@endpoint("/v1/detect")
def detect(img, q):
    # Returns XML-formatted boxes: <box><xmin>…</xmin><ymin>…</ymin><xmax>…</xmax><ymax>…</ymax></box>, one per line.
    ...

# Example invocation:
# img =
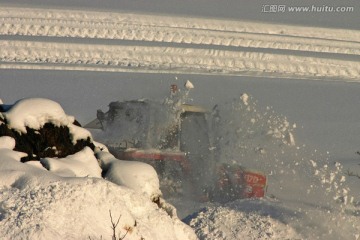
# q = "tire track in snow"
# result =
<box><xmin>1</xmin><ymin>40</ymin><xmax>359</xmax><ymax>81</ymax></box>
<box><xmin>2</xmin><ymin>7</ymin><xmax>360</xmax><ymax>56</ymax></box>
<box><xmin>1</xmin><ymin>6</ymin><xmax>360</xmax><ymax>81</ymax></box>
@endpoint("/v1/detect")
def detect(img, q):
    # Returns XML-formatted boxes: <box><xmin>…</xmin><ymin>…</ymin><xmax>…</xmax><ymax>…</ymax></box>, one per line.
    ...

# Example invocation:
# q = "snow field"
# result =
<box><xmin>1</xmin><ymin>6</ymin><xmax>360</xmax><ymax>81</ymax></box>
<box><xmin>1</xmin><ymin>6</ymin><xmax>360</xmax><ymax>45</ymax></box>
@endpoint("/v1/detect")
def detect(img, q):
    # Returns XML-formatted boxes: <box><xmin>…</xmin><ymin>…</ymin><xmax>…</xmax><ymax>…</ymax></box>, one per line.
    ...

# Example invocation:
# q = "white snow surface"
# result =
<box><xmin>96</xmin><ymin>150</ymin><xmax>162</xmax><ymax>200</ymax></box>
<box><xmin>186</xmin><ymin>200</ymin><xmax>301</xmax><ymax>240</ymax></box>
<box><xmin>0</xmin><ymin>136</ymin><xmax>16</xmax><ymax>149</ymax></box>
<box><xmin>40</xmin><ymin>147</ymin><xmax>102</xmax><ymax>178</ymax></box>
<box><xmin>0</xmin><ymin>153</ymin><xmax>197</xmax><ymax>240</ymax></box>
<box><xmin>0</xmin><ymin>97</ymin><xmax>197</xmax><ymax>240</ymax></box>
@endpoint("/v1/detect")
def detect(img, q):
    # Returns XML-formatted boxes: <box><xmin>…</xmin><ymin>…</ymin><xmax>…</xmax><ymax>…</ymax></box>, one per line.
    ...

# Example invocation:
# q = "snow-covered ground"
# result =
<box><xmin>0</xmin><ymin>99</ymin><xmax>196</xmax><ymax>240</ymax></box>
<box><xmin>1</xmin><ymin>1</ymin><xmax>360</xmax><ymax>240</ymax></box>
<box><xmin>1</xmin><ymin>7</ymin><xmax>360</xmax><ymax>81</ymax></box>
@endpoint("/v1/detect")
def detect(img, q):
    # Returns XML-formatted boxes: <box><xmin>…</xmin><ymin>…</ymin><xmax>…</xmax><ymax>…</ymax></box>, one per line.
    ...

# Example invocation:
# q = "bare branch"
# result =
<box><xmin>109</xmin><ymin>210</ymin><xmax>121</xmax><ymax>240</ymax></box>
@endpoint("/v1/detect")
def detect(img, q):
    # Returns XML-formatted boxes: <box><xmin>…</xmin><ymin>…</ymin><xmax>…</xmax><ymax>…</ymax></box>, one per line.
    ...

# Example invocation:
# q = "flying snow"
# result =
<box><xmin>185</xmin><ymin>80</ymin><xmax>195</xmax><ymax>89</ymax></box>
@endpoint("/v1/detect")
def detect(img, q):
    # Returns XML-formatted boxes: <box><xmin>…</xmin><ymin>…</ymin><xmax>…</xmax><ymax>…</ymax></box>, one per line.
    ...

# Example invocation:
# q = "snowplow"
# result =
<box><xmin>85</xmin><ymin>84</ymin><xmax>267</xmax><ymax>202</ymax></box>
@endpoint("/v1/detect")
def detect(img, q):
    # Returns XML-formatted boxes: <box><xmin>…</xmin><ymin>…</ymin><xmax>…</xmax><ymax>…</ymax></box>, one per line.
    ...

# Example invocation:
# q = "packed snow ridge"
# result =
<box><xmin>0</xmin><ymin>98</ymin><xmax>196</xmax><ymax>240</ymax></box>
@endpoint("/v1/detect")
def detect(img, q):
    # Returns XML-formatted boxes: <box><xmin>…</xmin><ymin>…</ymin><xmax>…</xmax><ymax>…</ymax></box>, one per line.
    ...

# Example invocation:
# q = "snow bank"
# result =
<box><xmin>185</xmin><ymin>199</ymin><xmax>301</xmax><ymax>240</ymax></box>
<box><xmin>96</xmin><ymin>150</ymin><xmax>161</xmax><ymax>200</ymax></box>
<box><xmin>41</xmin><ymin>147</ymin><xmax>102</xmax><ymax>178</ymax></box>
<box><xmin>0</xmin><ymin>151</ymin><xmax>197</xmax><ymax>240</ymax></box>
<box><xmin>0</xmin><ymin>97</ymin><xmax>198</xmax><ymax>240</ymax></box>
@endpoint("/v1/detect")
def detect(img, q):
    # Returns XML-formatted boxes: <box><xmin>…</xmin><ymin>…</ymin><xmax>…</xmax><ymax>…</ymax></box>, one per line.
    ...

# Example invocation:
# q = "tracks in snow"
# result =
<box><xmin>1</xmin><ymin>6</ymin><xmax>360</xmax><ymax>81</ymax></box>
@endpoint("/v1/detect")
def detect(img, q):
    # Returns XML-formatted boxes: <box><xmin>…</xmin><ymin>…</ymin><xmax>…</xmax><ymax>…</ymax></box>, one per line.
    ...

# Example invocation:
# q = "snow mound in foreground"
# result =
<box><xmin>0</xmin><ymin>97</ymin><xmax>196</xmax><ymax>240</ymax></box>
<box><xmin>184</xmin><ymin>199</ymin><xmax>301</xmax><ymax>240</ymax></box>
<box><xmin>0</xmin><ymin>151</ymin><xmax>197</xmax><ymax>240</ymax></box>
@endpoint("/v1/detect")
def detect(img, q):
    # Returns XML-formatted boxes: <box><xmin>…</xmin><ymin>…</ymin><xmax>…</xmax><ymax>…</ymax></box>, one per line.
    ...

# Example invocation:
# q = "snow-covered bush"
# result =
<box><xmin>0</xmin><ymin>98</ymin><xmax>94</xmax><ymax>161</ymax></box>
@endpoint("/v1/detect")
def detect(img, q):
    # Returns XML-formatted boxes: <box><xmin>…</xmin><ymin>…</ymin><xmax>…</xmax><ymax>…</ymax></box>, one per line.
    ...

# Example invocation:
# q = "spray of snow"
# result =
<box><xmin>204</xmin><ymin>93</ymin><xmax>360</xmax><ymax>239</ymax></box>
<box><xmin>210</xmin><ymin>93</ymin><xmax>297</xmax><ymax>172</ymax></box>
<box><xmin>90</xmin><ymin>83</ymin><xmax>360</xmax><ymax>239</ymax></box>
<box><xmin>185</xmin><ymin>80</ymin><xmax>195</xmax><ymax>90</ymax></box>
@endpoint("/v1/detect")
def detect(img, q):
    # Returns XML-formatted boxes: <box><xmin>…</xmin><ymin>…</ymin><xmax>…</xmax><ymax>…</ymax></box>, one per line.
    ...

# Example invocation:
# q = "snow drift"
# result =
<box><xmin>0</xmin><ymin>98</ymin><xmax>197</xmax><ymax>240</ymax></box>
